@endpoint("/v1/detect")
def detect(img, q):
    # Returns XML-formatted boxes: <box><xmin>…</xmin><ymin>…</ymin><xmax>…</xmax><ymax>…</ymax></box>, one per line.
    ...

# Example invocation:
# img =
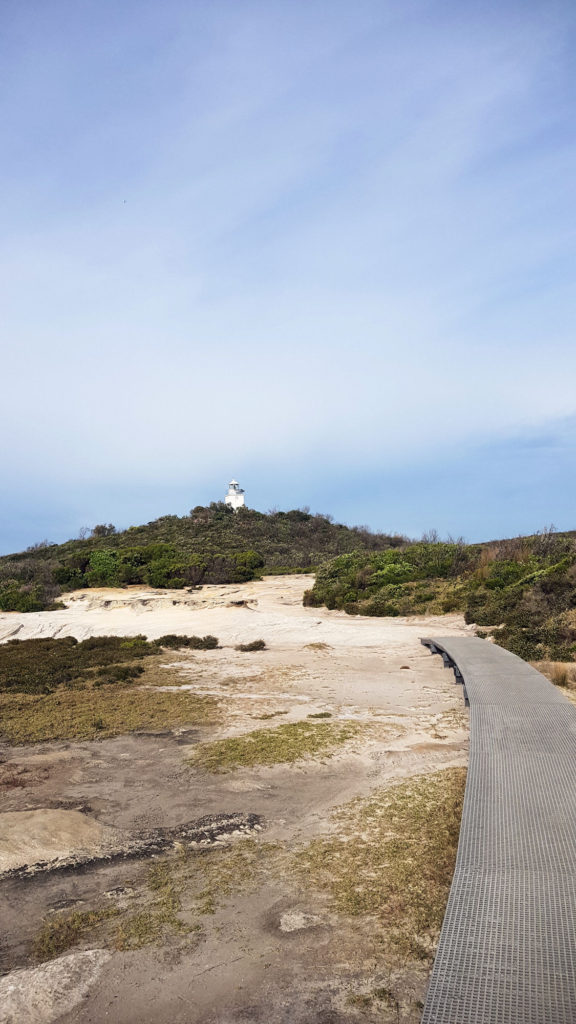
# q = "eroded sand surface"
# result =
<box><xmin>0</xmin><ymin>810</ymin><xmax>119</xmax><ymax>873</ymax></box>
<box><xmin>0</xmin><ymin>576</ymin><xmax>472</xmax><ymax>1023</ymax></box>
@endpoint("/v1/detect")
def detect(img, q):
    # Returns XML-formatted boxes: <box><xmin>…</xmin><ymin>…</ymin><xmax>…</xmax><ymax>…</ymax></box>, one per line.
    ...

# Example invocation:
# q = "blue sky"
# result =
<box><xmin>1</xmin><ymin>0</ymin><xmax>575</xmax><ymax>552</ymax></box>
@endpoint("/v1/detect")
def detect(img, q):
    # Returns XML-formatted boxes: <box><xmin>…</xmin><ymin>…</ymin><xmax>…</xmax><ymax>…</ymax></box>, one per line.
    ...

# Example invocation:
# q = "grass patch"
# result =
<box><xmin>0</xmin><ymin>637</ymin><xmax>221</xmax><ymax>743</ymax></box>
<box><xmin>296</xmin><ymin>767</ymin><xmax>466</xmax><ymax>961</ymax></box>
<box><xmin>0</xmin><ymin>688</ymin><xmax>219</xmax><ymax>743</ymax></box>
<box><xmin>308</xmin><ymin>711</ymin><xmax>332</xmax><ymax>719</ymax></box>
<box><xmin>33</xmin><ymin>908</ymin><xmax>119</xmax><ymax>961</ymax></box>
<box><xmin>116</xmin><ymin>840</ymin><xmax>278</xmax><ymax>946</ymax></box>
<box><xmin>183</xmin><ymin>838</ymin><xmax>276</xmax><ymax>914</ymax></box>
<box><xmin>189</xmin><ymin>720</ymin><xmax>362</xmax><ymax>773</ymax></box>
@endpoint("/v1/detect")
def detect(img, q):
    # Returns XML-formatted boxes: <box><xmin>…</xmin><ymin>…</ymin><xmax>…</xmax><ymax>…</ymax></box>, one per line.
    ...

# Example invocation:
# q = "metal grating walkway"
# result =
<box><xmin>419</xmin><ymin>636</ymin><xmax>576</xmax><ymax>1023</ymax></box>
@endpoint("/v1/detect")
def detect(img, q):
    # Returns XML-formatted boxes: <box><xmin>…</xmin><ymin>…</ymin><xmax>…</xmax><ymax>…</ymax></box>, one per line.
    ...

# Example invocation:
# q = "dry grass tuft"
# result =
<box><xmin>533</xmin><ymin>660</ymin><xmax>576</xmax><ymax>690</ymax></box>
<box><xmin>33</xmin><ymin>908</ymin><xmax>119</xmax><ymax>961</ymax></box>
<box><xmin>188</xmin><ymin>720</ymin><xmax>362</xmax><ymax>772</ymax></box>
<box><xmin>114</xmin><ymin>860</ymin><xmax>193</xmax><ymax>950</ymax></box>
<box><xmin>182</xmin><ymin>838</ymin><xmax>278</xmax><ymax>914</ymax></box>
<box><xmin>296</xmin><ymin>767</ymin><xmax>466</xmax><ymax>961</ymax></box>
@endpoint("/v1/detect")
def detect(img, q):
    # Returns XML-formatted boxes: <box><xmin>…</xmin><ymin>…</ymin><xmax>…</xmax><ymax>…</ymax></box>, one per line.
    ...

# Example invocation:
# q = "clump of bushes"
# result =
<box><xmin>305</xmin><ymin>530</ymin><xmax>576</xmax><ymax>662</ymax></box>
<box><xmin>0</xmin><ymin>635</ymin><xmax>157</xmax><ymax>695</ymax></box>
<box><xmin>93</xmin><ymin>664</ymin><xmax>145</xmax><ymax>686</ymax></box>
<box><xmin>235</xmin><ymin>640</ymin><xmax>267</xmax><ymax>652</ymax></box>
<box><xmin>156</xmin><ymin>635</ymin><xmax>219</xmax><ymax>650</ymax></box>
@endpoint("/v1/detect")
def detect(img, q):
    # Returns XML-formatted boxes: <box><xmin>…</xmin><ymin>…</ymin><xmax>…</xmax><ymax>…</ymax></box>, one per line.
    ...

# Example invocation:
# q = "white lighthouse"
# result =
<box><xmin>224</xmin><ymin>479</ymin><xmax>246</xmax><ymax>510</ymax></box>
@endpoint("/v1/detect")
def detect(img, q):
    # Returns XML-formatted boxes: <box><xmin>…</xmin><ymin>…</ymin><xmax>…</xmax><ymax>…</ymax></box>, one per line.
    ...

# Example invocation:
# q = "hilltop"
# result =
<box><xmin>0</xmin><ymin>503</ymin><xmax>403</xmax><ymax>612</ymax></box>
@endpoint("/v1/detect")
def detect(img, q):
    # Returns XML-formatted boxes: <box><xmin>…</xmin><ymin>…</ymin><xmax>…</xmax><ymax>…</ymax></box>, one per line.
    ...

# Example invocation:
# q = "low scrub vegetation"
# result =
<box><xmin>305</xmin><ymin>529</ymin><xmax>576</xmax><ymax>662</ymax></box>
<box><xmin>0</xmin><ymin>635</ymin><xmax>157</xmax><ymax>695</ymax></box>
<box><xmin>235</xmin><ymin>639</ymin><xmax>266</xmax><ymax>652</ymax></box>
<box><xmin>0</xmin><ymin>505</ymin><xmax>403</xmax><ymax>610</ymax></box>
<box><xmin>297</xmin><ymin>767</ymin><xmax>466</xmax><ymax>961</ymax></box>
<box><xmin>156</xmin><ymin>634</ymin><xmax>219</xmax><ymax>650</ymax></box>
<box><xmin>0</xmin><ymin>635</ymin><xmax>219</xmax><ymax>743</ymax></box>
<box><xmin>188</xmin><ymin>720</ymin><xmax>362</xmax><ymax>772</ymax></box>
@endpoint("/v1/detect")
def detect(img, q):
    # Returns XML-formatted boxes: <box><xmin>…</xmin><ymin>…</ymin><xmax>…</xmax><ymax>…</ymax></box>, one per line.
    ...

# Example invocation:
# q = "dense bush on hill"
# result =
<box><xmin>304</xmin><ymin>530</ymin><xmax>576</xmax><ymax>662</ymax></box>
<box><xmin>0</xmin><ymin>504</ymin><xmax>404</xmax><ymax>611</ymax></box>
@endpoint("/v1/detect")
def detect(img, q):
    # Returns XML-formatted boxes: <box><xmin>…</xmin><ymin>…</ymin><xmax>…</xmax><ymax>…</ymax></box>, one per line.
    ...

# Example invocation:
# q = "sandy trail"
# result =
<box><xmin>0</xmin><ymin>576</ymin><xmax>472</xmax><ymax>1024</ymax></box>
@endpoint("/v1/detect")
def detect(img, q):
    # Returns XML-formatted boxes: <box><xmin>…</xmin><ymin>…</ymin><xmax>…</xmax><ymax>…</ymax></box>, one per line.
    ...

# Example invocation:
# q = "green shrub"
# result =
<box><xmin>94</xmin><ymin>664</ymin><xmax>145</xmax><ymax>686</ymax></box>
<box><xmin>235</xmin><ymin>640</ymin><xmax>267</xmax><ymax>652</ymax></box>
<box><xmin>156</xmin><ymin>634</ymin><xmax>219</xmax><ymax>650</ymax></box>
<box><xmin>0</xmin><ymin>584</ymin><xmax>48</xmax><ymax>612</ymax></box>
<box><xmin>84</xmin><ymin>550</ymin><xmax>121</xmax><ymax>587</ymax></box>
<box><xmin>306</xmin><ymin>535</ymin><xmax>576</xmax><ymax>661</ymax></box>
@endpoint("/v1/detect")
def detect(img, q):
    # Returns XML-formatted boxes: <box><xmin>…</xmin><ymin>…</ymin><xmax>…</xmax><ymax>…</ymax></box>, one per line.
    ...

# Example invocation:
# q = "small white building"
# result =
<box><xmin>224</xmin><ymin>479</ymin><xmax>246</xmax><ymax>510</ymax></box>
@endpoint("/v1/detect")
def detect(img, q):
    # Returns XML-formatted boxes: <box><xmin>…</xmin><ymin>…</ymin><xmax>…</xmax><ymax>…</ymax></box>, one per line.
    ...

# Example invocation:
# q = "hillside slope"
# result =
<box><xmin>304</xmin><ymin>530</ymin><xmax>576</xmax><ymax>662</ymax></box>
<box><xmin>0</xmin><ymin>504</ymin><xmax>403</xmax><ymax>611</ymax></box>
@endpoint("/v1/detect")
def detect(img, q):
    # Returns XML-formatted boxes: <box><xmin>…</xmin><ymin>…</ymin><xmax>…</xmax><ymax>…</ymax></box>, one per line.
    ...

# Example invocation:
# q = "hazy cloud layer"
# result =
<box><xmin>1</xmin><ymin>0</ymin><xmax>575</xmax><ymax>549</ymax></box>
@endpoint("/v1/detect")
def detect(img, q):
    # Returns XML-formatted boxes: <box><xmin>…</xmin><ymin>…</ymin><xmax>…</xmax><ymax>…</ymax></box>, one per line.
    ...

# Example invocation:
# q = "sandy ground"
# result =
<box><xmin>0</xmin><ymin>810</ymin><xmax>121</xmax><ymax>873</ymax></box>
<box><xmin>0</xmin><ymin>576</ymin><xmax>472</xmax><ymax>1024</ymax></box>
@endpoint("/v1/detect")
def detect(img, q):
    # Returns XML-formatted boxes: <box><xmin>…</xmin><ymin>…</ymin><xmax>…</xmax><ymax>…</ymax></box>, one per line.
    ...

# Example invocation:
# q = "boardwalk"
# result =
<box><xmin>420</xmin><ymin>636</ymin><xmax>576</xmax><ymax>1024</ymax></box>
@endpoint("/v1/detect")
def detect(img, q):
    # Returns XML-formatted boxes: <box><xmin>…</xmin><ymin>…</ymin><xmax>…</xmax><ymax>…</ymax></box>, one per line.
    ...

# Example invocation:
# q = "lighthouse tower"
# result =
<box><xmin>224</xmin><ymin>479</ymin><xmax>245</xmax><ymax>510</ymax></box>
